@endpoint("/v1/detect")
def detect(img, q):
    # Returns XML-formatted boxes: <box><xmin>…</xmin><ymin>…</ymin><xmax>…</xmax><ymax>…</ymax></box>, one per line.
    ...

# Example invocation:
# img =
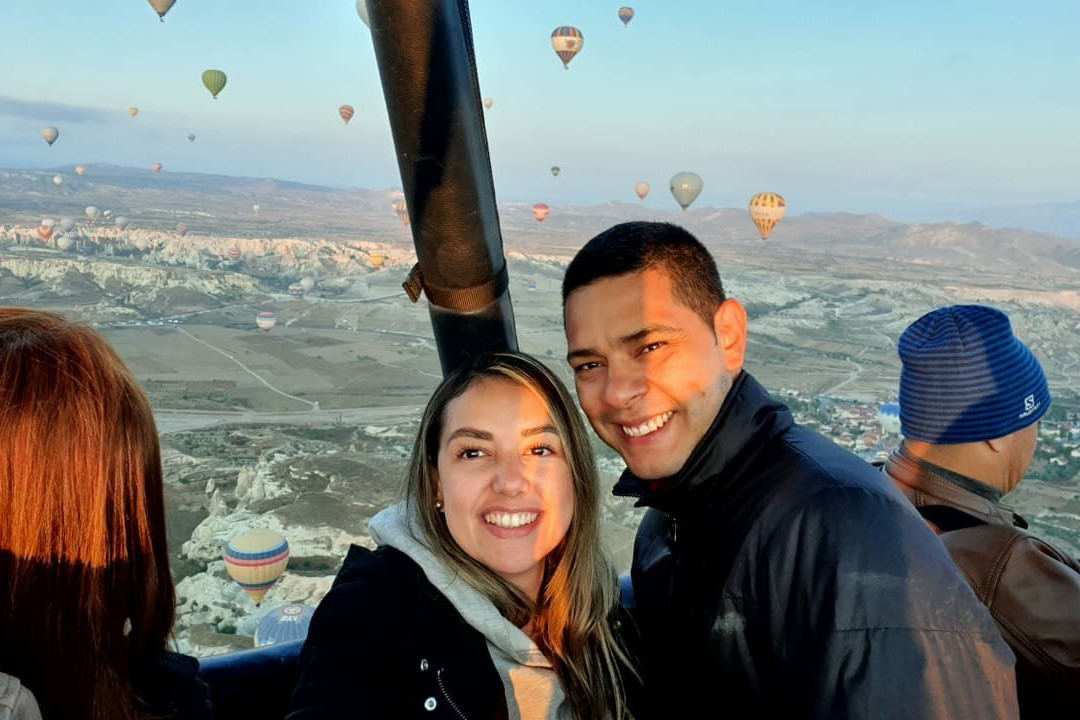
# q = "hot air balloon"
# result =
<box><xmin>392</xmin><ymin>199</ymin><xmax>409</xmax><ymax>226</ymax></box>
<box><xmin>532</xmin><ymin>203</ymin><xmax>550</xmax><ymax>222</ymax></box>
<box><xmin>669</xmin><ymin>172</ymin><xmax>703</xmax><ymax>211</ymax></box>
<box><xmin>127</xmin><ymin>107</ymin><xmax>139</xmax><ymax>118</ymax></box>
<box><xmin>355</xmin><ymin>0</ymin><xmax>370</xmax><ymax>26</ymax></box>
<box><xmin>748</xmin><ymin>192</ymin><xmax>787</xmax><ymax>241</ymax></box>
<box><xmin>37</xmin><ymin>219</ymin><xmax>55</xmax><ymax>243</ymax></box>
<box><xmin>40</xmin><ymin>127</ymin><xmax>59</xmax><ymax>146</ymax></box>
<box><xmin>550</xmin><ymin>27</ymin><xmax>584</xmax><ymax>69</ymax></box>
<box><xmin>52</xmin><ymin>175</ymin><xmax>63</xmax><ymax>186</ymax></box>
<box><xmin>113</xmin><ymin>216</ymin><xmax>130</xmax><ymax>230</ymax></box>
<box><xmin>288</xmin><ymin>283</ymin><xmax>305</xmax><ymax>299</ymax></box>
<box><xmin>483</xmin><ymin>97</ymin><xmax>493</xmax><ymax>109</ymax></box>
<box><xmin>618</xmin><ymin>7</ymin><xmax>635</xmax><ymax>26</ymax></box>
<box><xmin>201</xmin><ymin>69</ymin><xmax>227</xmax><ymax>99</ymax></box>
<box><xmin>550</xmin><ymin>166</ymin><xmax>560</xmax><ymax>177</ymax></box>
<box><xmin>878</xmin><ymin>403</ymin><xmax>902</xmax><ymax>435</ymax></box>
<box><xmin>227</xmin><ymin>247</ymin><xmax>242</xmax><ymax>261</ymax></box>
<box><xmin>368</xmin><ymin>254</ymin><xmax>385</xmax><ymax>268</ymax></box>
<box><xmin>176</xmin><ymin>223</ymin><xmax>188</xmax><ymax>236</ymax></box>
<box><xmin>84</xmin><ymin>206</ymin><xmax>100</xmax><ymax>221</ymax></box>
<box><xmin>56</xmin><ymin>235</ymin><xmax>75</xmax><ymax>251</ymax></box>
<box><xmin>255</xmin><ymin>311</ymin><xmax>277</xmax><ymax>332</ymax></box>
<box><xmin>299</xmin><ymin>277</ymin><xmax>315</xmax><ymax>292</ymax></box>
<box><xmin>254</xmin><ymin>604</ymin><xmax>316</xmax><ymax>648</ymax></box>
<box><xmin>252</xmin><ymin>204</ymin><xmax>261</xmax><ymax>215</ymax></box>
<box><xmin>75</xmin><ymin>165</ymin><xmax>85</xmax><ymax>176</ymax></box>
<box><xmin>339</xmin><ymin>104</ymin><xmax>355</xmax><ymax>125</ymax></box>
<box><xmin>634</xmin><ymin>181</ymin><xmax>650</xmax><ymax>200</ymax></box>
<box><xmin>103</xmin><ymin>210</ymin><xmax>113</xmax><ymax>219</ymax></box>
<box><xmin>188</xmin><ymin>133</ymin><xmax>196</xmax><ymax>143</ymax></box>
<box><xmin>58</xmin><ymin>217</ymin><xmax>76</xmax><ymax>232</ymax></box>
<box><xmin>223</xmin><ymin>528</ymin><xmax>289</xmax><ymax>605</ymax></box>
<box><xmin>133</xmin><ymin>237</ymin><xmax>150</xmax><ymax>251</ymax></box>
<box><xmin>147</xmin><ymin>0</ymin><xmax>175</xmax><ymax>21</ymax></box>
<box><xmin>151</xmin><ymin>162</ymin><xmax>163</xmax><ymax>173</ymax></box>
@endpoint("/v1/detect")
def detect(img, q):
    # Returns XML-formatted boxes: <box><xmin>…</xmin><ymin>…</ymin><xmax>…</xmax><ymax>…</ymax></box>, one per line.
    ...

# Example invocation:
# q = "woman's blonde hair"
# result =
<box><xmin>0</xmin><ymin>309</ymin><xmax>175</xmax><ymax>720</ymax></box>
<box><xmin>405</xmin><ymin>351</ymin><xmax>635</xmax><ymax>720</ymax></box>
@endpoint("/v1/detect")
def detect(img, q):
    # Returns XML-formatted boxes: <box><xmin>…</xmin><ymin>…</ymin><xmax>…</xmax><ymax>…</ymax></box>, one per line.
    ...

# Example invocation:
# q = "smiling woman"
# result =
<box><xmin>289</xmin><ymin>352</ymin><xmax>640</xmax><ymax>720</ymax></box>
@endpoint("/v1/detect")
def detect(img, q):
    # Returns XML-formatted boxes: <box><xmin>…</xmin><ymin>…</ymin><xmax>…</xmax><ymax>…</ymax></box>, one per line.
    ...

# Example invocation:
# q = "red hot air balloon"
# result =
<box><xmin>339</xmin><ymin>105</ymin><xmax>354</xmax><ymax>125</ymax></box>
<box><xmin>227</xmin><ymin>247</ymin><xmax>242</xmax><ymax>262</ymax></box>
<box><xmin>532</xmin><ymin>203</ymin><xmax>550</xmax><ymax>222</ymax></box>
<box><xmin>151</xmin><ymin>162</ymin><xmax>163</xmax><ymax>173</ymax></box>
<box><xmin>176</xmin><ymin>223</ymin><xmax>188</xmax><ymax>237</ymax></box>
<box><xmin>634</xmin><ymin>181</ymin><xmax>650</xmax><ymax>200</ymax></box>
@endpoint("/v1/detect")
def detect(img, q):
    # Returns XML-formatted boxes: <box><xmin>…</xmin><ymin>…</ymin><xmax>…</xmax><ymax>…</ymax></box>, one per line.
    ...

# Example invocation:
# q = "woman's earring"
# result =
<box><xmin>435</xmin><ymin>500</ymin><xmax>443</xmax><ymax>511</ymax></box>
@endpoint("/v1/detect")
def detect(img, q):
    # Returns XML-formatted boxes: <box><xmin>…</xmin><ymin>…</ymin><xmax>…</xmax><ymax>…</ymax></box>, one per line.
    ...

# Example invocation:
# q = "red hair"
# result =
<box><xmin>0</xmin><ymin>309</ymin><xmax>175</xmax><ymax>719</ymax></box>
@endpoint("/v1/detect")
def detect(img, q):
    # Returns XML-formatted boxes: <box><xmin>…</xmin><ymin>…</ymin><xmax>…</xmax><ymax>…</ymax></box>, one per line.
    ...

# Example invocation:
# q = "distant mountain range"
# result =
<box><xmin>2</xmin><ymin>165</ymin><xmax>1078</xmax><ymax>289</ymax></box>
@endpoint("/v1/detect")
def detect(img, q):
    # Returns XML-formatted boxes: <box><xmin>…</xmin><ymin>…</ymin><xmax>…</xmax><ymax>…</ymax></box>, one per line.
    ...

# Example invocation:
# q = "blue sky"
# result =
<box><xmin>1</xmin><ymin>0</ymin><xmax>1077</xmax><ymax>219</ymax></box>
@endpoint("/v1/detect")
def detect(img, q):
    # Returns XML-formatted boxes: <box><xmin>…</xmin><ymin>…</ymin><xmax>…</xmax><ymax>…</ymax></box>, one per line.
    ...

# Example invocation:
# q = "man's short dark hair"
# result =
<box><xmin>561</xmin><ymin>221</ymin><xmax>726</xmax><ymax>327</ymax></box>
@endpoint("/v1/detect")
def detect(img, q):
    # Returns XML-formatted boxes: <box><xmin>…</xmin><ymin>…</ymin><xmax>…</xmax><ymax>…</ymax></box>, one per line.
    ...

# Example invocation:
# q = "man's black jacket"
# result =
<box><xmin>614</xmin><ymin>372</ymin><xmax>1018</xmax><ymax>718</ymax></box>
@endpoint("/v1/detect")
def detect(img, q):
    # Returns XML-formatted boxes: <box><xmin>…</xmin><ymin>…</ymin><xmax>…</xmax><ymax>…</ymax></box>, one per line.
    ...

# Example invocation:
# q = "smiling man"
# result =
<box><xmin>562</xmin><ymin>221</ymin><xmax>1019</xmax><ymax>718</ymax></box>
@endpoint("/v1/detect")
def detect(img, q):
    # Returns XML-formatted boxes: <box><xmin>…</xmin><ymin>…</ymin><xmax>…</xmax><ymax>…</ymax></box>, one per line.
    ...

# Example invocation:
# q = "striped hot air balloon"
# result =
<box><xmin>618</xmin><ymin>7</ymin><xmax>635</xmax><ymax>27</ymax></box>
<box><xmin>550</xmin><ymin>26</ymin><xmax>584</xmax><ymax>69</ymax></box>
<box><xmin>176</xmin><ymin>223</ymin><xmax>188</xmax><ymax>237</ymax></box>
<box><xmin>223</xmin><ymin>528</ymin><xmax>289</xmax><ymax>605</ymax></box>
<box><xmin>288</xmin><ymin>283</ymin><xmax>305</xmax><ymax>299</ymax></box>
<box><xmin>748</xmin><ymin>192</ymin><xmax>787</xmax><ymax>241</ymax></box>
<box><xmin>255</xmin><ymin>311</ymin><xmax>278</xmax><ymax>332</ymax></box>
<box><xmin>202</xmin><ymin>69</ymin><xmax>228</xmax><ymax>99</ymax></box>
<box><xmin>338</xmin><ymin>104</ymin><xmax>355</xmax><ymax>125</ymax></box>
<box><xmin>254</xmin><ymin>604</ymin><xmax>316</xmax><ymax>648</ymax></box>
<box><xmin>227</xmin><ymin>247</ymin><xmax>242</xmax><ymax>262</ymax></box>
<box><xmin>532</xmin><ymin>203</ymin><xmax>550</xmax><ymax>222</ymax></box>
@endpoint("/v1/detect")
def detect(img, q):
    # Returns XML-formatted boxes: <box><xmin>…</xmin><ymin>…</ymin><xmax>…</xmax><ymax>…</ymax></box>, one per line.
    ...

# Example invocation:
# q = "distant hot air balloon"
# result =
<box><xmin>367</xmin><ymin>254</ymin><xmax>385</xmax><ymax>268</ymax></box>
<box><xmin>634</xmin><ymin>181</ymin><xmax>650</xmax><ymax>200</ymax></box>
<box><xmin>254</xmin><ymin>604</ymin><xmax>316</xmax><ymax>648</ymax></box>
<box><xmin>223</xmin><ymin>528</ymin><xmax>289</xmax><ymax>604</ymax></box>
<box><xmin>133</xmin><ymin>237</ymin><xmax>150</xmax><ymax>251</ymax></box>
<box><xmin>338</xmin><ymin>104</ymin><xmax>355</xmax><ymax>125</ymax></box>
<box><xmin>355</xmin><ymin>0</ymin><xmax>370</xmax><ymax>27</ymax></box>
<box><xmin>227</xmin><ymin>247</ymin><xmax>242</xmax><ymax>261</ymax></box>
<box><xmin>103</xmin><ymin>210</ymin><xmax>113</xmax><ymax>219</ymax></box>
<box><xmin>40</xmin><ymin>127</ymin><xmax>59</xmax><ymax>146</ymax></box>
<box><xmin>56</xmin><ymin>235</ymin><xmax>75</xmax><ymax>251</ymax></box>
<box><xmin>392</xmin><ymin>199</ymin><xmax>409</xmax><ymax>226</ymax></box>
<box><xmin>299</xmin><ymin>277</ymin><xmax>315</xmax><ymax>292</ymax></box>
<box><xmin>151</xmin><ymin>162</ymin><xmax>163</xmax><ymax>173</ymax></box>
<box><xmin>255</xmin><ymin>311</ymin><xmax>277</xmax><ymax>332</ymax></box>
<box><xmin>127</xmin><ymin>107</ymin><xmax>139</xmax><ymax>118</ymax></box>
<box><xmin>84</xmin><ymin>206</ymin><xmax>100</xmax><ymax>221</ymax></box>
<box><xmin>188</xmin><ymin>133</ymin><xmax>196</xmax><ymax>143</ymax></box>
<box><xmin>113</xmin><ymin>216</ymin><xmax>130</xmax><ymax>230</ymax></box>
<box><xmin>288</xmin><ymin>283</ymin><xmax>305</xmax><ymax>299</ymax></box>
<box><xmin>618</xmin><ymin>7</ymin><xmax>635</xmax><ymax>27</ymax></box>
<box><xmin>878</xmin><ymin>402</ymin><xmax>901</xmax><ymax>435</ymax></box>
<box><xmin>52</xmin><ymin>175</ymin><xmax>63</xmax><ymax>186</ymax></box>
<box><xmin>252</xmin><ymin>204</ymin><xmax>261</xmax><ymax>215</ymax></box>
<box><xmin>37</xmin><ymin>219</ymin><xmax>55</xmax><ymax>243</ymax></box>
<box><xmin>147</xmin><ymin>0</ymin><xmax>175</xmax><ymax>21</ymax></box>
<box><xmin>201</xmin><ymin>69</ymin><xmax>227</xmax><ymax>99</ymax></box>
<box><xmin>669</xmin><ymin>172</ymin><xmax>703</xmax><ymax>211</ymax></box>
<box><xmin>75</xmin><ymin>165</ymin><xmax>85</xmax><ymax>176</ymax></box>
<box><xmin>550</xmin><ymin>166</ymin><xmax>560</xmax><ymax>177</ymax></box>
<box><xmin>550</xmin><ymin>27</ymin><xmax>584</xmax><ymax>69</ymax></box>
<box><xmin>483</xmin><ymin>97</ymin><xmax>493</xmax><ymax>110</ymax></box>
<box><xmin>176</xmin><ymin>223</ymin><xmax>188</xmax><ymax>236</ymax></box>
<box><xmin>58</xmin><ymin>217</ymin><xmax>76</xmax><ymax>232</ymax></box>
<box><xmin>748</xmin><ymin>192</ymin><xmax>787</xmax><ymax>240</ymax></box>
<box><xmin>532</xmin><ymin>203</ymin><xmax>550</xmax><ymax>222</ymax></box>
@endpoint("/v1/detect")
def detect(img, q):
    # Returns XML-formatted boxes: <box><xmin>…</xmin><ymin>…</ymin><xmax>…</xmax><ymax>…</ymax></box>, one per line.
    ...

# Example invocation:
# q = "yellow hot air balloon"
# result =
<box><xmin>75</xmin><ymin>165</ymin><xmax>85</xmax><ymax>176</ymax></box>
<box><xmin>634</xmin><ymin>181</ymin><xmax>650</xmax><ymax>200</ymax></box>
<box><xmin>748</xmin><ymin>192</ymin><xmax>787</xmax><ymax>241</ymax></box>
<box><xmin>147</xmin><ymin>0</ymin><xmax>176</xmax><ymax>21</ymax></box>
<box><xmin>368</xmin><ymin>254</ymin><xmax>385</xmax><ymax>268</ymax></box>
<box><xmin>202</xmin><ymin>69</ymin><xmax>227</xmax><ymax>99</ymax></box>
<box><xmin>550</xmin><ymin>27</ymin><xmax>584</xmax><ymax>69</ymax></box>
<box><xmin>223</xmin><ymin>528</ymin><xmax>289</xmax><ymax>605</ymax></box>
<box><xmin>127</xmin><ymin>107</ymin><xmax>139</xmax><ymax>118</ymax></box>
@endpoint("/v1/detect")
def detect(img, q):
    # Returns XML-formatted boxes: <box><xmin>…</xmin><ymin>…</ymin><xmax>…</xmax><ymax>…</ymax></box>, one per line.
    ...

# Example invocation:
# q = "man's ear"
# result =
<box><xmin>714</xmin><ymin>298</ymin><xmax>747</xmax><ymax>373</ymax></box>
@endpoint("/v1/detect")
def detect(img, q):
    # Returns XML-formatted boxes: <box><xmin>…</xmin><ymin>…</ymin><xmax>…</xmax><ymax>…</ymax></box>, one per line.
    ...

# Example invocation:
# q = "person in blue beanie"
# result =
<box><xmin>886</xmin><ymin>304</ymin><xmax>1080</xmax><ymax>719</ymax></box>
<box><xmin>562</xmin><ymin>222</ymin><xmax>1019</xmax><ymax>719</ymax></box>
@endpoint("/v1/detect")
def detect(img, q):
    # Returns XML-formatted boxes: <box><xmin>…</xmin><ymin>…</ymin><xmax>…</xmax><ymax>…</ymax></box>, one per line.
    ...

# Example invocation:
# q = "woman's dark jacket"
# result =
<box><xmin>887</xmin><ymin>447</ymin><xmax>1080</xmax><ymax>719</ymax></box>
<box><xmin>615</xmin><ymin>371</ymin><xmax>1018</xmax><ymax>719</ymax></box>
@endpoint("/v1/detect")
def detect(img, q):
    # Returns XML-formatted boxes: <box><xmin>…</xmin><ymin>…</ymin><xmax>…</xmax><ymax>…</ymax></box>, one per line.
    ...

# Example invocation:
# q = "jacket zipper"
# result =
<box><xmin>436</xmin><ymin>668</ymin><xmax>468</xmax><ymax>720</ymax></box>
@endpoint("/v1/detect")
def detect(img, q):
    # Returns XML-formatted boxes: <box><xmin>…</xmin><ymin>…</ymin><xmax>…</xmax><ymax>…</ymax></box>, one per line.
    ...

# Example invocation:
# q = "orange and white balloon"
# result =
<box><xmin>748</xmin><ymin>192</ymin><xmax>787</xmax><ymax>240</ymax></box>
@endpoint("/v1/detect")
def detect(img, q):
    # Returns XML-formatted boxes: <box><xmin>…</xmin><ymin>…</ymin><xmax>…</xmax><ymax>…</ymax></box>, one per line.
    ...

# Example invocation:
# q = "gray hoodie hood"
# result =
<box><xmin>369</xmin><ymin>503</ymin><xmax>571</xmax><ymax>719</ymax></box>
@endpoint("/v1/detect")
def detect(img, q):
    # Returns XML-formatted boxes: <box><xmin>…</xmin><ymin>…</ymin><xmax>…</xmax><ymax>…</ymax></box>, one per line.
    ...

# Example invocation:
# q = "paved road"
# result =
<box><xmin>154</xmin><ymin>404</ymin><xmax>423</xmax><ymax>434</ymax></box>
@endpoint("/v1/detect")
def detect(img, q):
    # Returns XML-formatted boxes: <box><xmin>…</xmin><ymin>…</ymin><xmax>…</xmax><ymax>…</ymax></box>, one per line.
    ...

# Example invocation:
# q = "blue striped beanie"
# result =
<box><xmin>898</xmin><ymin>305</ymin><xmax>1050</xmax><ymax>444</ymax></box>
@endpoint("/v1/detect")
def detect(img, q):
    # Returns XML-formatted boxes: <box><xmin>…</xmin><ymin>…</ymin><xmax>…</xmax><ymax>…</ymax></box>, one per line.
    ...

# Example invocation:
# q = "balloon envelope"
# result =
<box><xmin>147</xmin><ymin>0</ymin><xmax>175</xmax><ymax>20</ymax></box>
<box><xmin>113</xmin><ymin>216</ymin><xmax>130</xmax><ymax>230</ymax></box>
<box><xmin>84</xmin><ymin>206</ymin><xmax>99</xmax><ymax>220</ymax></box>
<box><xmin>176</xmin><ymin>223</ymin><xmax>188</xmax><ymax>236</ymax></box>
<box><xmin>188</xmin><ymin>133</ymin><xmax>196</xmax><ymax>142</ymax></box>
<box><xmin>299</xmin><ymin>277</ymin><xmax>315</xmax><ymax>292</ymax></box>
<box><xmin>128</xmin><ymin>107</ymin><xmax>139</xmax><ymax>118</ymax></box>
<box><xmin>669</xmin><ymin>172</ymin><xmax>703</xmax><ymax>211</ymax></box>
<box><xmin>75</xmin><ymin>165</ymin><xmax>85</xmax><ymax>176</ymax></box>
<box><xmin>223</xmin><ymin>528</ymin><xmax>289</xmax><ymax>604</ymax></box>
<box><xmin>483</xmin><ymin>97</ymin><xmax>493</xmax><ymax>109</ymax></box>
<box><xmin>368</xmin><ymin>254</ymin><xmax>385</xmax><ymax>268</ymax></box>
<box><xmin>52</xmin><ymin>175</ymin><xmax>63</xmax><ymax>186</ymax></box>
<box><xmin>618</xmin><ymin>7</ymin><xmax>635</xmax><ymax>26</ymax></box>
<box><xmin>550</xmin><ymin>166</ymin><xmax>560</xmax><ymax>177</ymax></box>
<box><xmin>634</xmin><ymin>181</ymin><xmax>650</xmax><ymax>200</ymax></box>
<box><xmin>151</xmin><ymin>162</ymin><xmax>163</xmax><ymax>173</ymax></box>
<box><xmin>355</xmin><ymin>0</ymin><xmax>370</xmax><ymax>26</ymax></box>
<box><xmin>748</xmin><ymin>192</ymin><xmax>787</xmax><ymax>240</ymax></box>
<box><xmin>252</xmin><ymin>204</ymin><xmax>260</xmax><ymax>214</ymax></box>
<box><xmin>339</xmin><ymin>104</ymin><xmax>354</xmax><ymax>125</ymax></box>
<box><xmin>550</xmin><ymin>27</ymin><xmax>584</xmax><ymax>69</ymax></box>
<box><xmin>532</xmin><ymin>203</ymin><xmax>550</xmax><ymax>222</ymax></box>
<box><xmin>40</xmin><ymin>127</ymin><xmax>59</xmax><ymax>146</ymax></box>
<box><xmin>288</xmin><ymin>283</ymin><xmax>305</xmax><ymax>299</ymax></box>
<box><xmin>254</xmin><ymin>604</ymin><xmax>316</xmax><ymax>648</ymax></box>
<box><xmin>227</xmin><ymin>247</ymin><xmax>242</xmax><ymax>261</ymax></box>
<box><xmin>878</xmin><ymin>403</ymin><xmax>901</xmax><ymax>435</ymax></box>
<box><xmin>56</xmin><ymin>235</ymin><xmax>75</xmax><ymax>251</ymax></box>
<box><xmin>201</xmin><ymin>69</ymin><xmax>227</xmax><ymax>99</ymax></box>
<box><xmin>255</xmin><ymin>311</ymin><xmax>277</xmax><ymax>333</ymax></box>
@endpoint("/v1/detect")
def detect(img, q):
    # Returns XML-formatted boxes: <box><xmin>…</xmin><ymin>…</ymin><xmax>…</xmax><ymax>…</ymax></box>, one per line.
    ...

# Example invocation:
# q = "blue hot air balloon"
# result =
<box><xmin>253</xmin><ymin>604</ymin><xmax>316</xmax><ymax>647</ymax></box>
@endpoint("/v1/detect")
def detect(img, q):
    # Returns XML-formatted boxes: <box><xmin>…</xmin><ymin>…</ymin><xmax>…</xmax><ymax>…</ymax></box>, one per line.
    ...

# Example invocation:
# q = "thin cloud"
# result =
<box><xmin>0</xmin><ymin>96</ymin><xmax>112</xmax><ymax>124</ymax></box>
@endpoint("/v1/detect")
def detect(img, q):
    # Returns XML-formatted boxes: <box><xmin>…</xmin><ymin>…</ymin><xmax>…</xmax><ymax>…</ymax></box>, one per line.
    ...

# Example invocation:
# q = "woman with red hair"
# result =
<box><xmin>0</xmin><ymin>309</ymin><xmax>210</xmax><ymax>720</ymax></box>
